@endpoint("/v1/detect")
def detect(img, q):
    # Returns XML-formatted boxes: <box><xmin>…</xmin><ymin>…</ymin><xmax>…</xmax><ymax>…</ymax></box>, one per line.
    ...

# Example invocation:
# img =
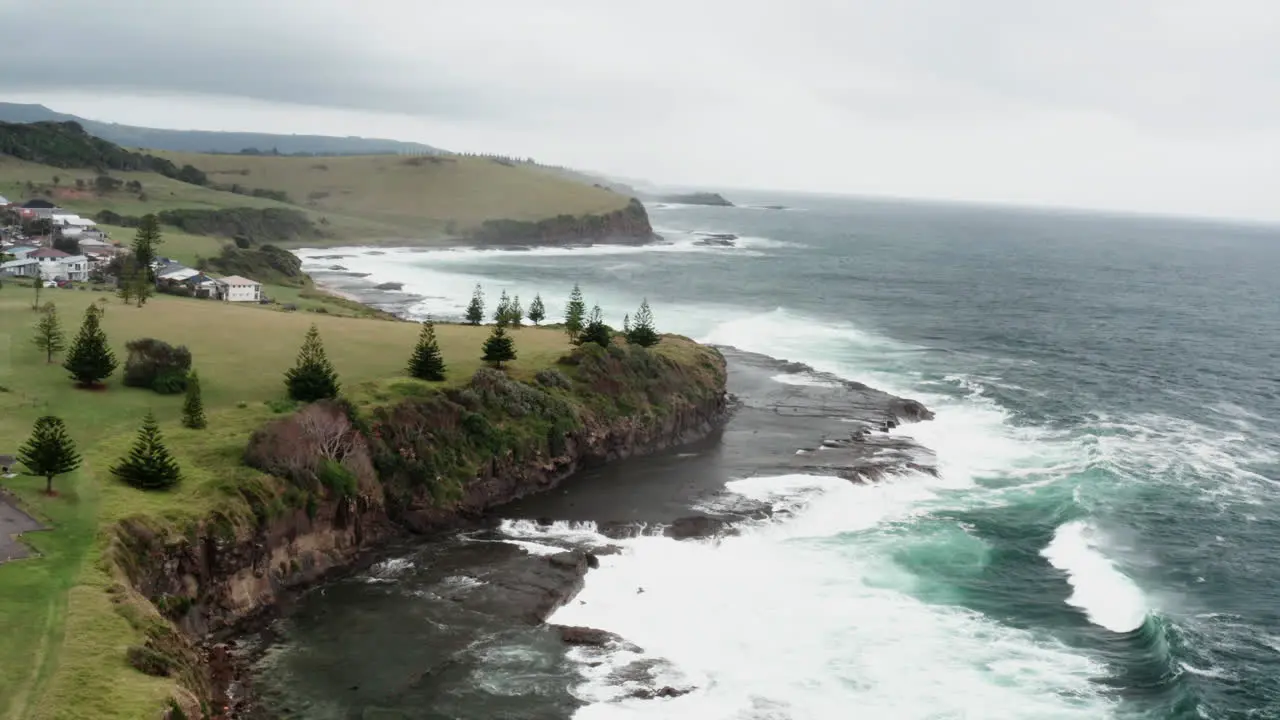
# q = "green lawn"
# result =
<box><xmin>0</xmin><ymin>287</ymin><xmax>574</xmax><ymax>719</ymax></box>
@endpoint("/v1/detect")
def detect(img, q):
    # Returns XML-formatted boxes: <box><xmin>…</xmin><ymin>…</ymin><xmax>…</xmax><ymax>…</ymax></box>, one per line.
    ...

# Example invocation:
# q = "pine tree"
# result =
<box><xmin>32</xmin><ymin>303</ymin><xmax>66</xmax><ymax>363</ymax></box>
<box><xmin>626</xmin><ymin>299</ymin><xmax>660</xmax><ymax>347</ymax></box>
<box><xmin>494</xmin><ymin>290</ymin><xmax>511</xmax><ymax>326</ymax></box>
<box><xmin>63</xmin><ymin>305</ymin><xmax>117</xmax><ymax>387</ymax></box>
<box><xmin>17</xmin><ymin>416</ymin><xmax>81</xmax><ymax>494</ymax></box>
<box><xmin>508</xmin><ymin>295</ymin><xmax>524</xmax><ymax>328</ymax></box>
<box><xmin>481</xmin><ymin>325</ymin><xmax>517</xmax><ymax>368</ymax></box>
<box><xmin>564</xmin><ymin>284</ymin><xmax>586</xmax><ymax>343</ymax></box>
<box><xmin>111</xmin><ymin>412</ymin><xmax>182</xmax><ymax>490</ymax></box>
<box><xmin>32</xmin><ymin>265</ymin><xmax>42</xmax><ymax>310</ymax></box>
<box><xmin>465</xmin><ymin>284</ymin><xmax>485</xmax><ymax>325</ymax></box>
<box><xmin>581</xmin><ymin>305</ymin><xmax>613</xmax><ymax>348</ymax></box>
<box><xmin>528</xmin><ymin>293</ymin><xmax>546</xmax><ymax>325</ymax></box>
<box><xmin>132</xmin><ymin>214</ymin><xmax>163</xmax><ymax>282</ymax></box>
<box><xmin>117</xmin><ymin>272</ymin><xmax>135</xmax><ymax>305</ymax></box>
<box><xmin>285</xmin><ymin>324</ymin><xmax>340</xmax><ymax>402</ymax></box>
<box><xmin>623</xmin><ymin>314</ymin><xmax>631</xmax><ymax>333</ymax></box>
<box><xmin>131</xmin><ymin>271</ymin><xmax>153</xmax><ymax>308</ymax></box>
<box><xmin>182</xmin><ymin>370</ymin><xmax>207</xmax><ymax>429</ymax></box>
<box><xmin>407</xmin><ymin>318</ymin><xmax>447</xmax><ymax>381</ymax></box>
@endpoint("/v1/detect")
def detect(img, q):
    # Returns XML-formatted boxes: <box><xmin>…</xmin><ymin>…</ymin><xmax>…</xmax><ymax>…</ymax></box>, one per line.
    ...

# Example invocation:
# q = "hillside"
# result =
<box><xmin>151</xmin><ymin>150</ymin><xmax>638</xmax><ymax>241</ymax></box>
<box><xmin>0</xmin><ymin>123</ymin><xmax>648</xmax><ymax>244</ymax></box>
<box><xmin>0</xmin><ymin>103</ymin><xmax>443</xmax><ymax>156</ymax></box>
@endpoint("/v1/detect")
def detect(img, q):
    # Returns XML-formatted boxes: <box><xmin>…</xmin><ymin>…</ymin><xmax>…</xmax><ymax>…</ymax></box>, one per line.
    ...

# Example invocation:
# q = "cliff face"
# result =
<box><xmin>115</xmin><ymin>341</ymin><xmax>728</xmax><ymax>714</ymax></box>
<box><xmin>469</xmin><ymin>197</ymin><xmax>657</xmax><ymax>246</ymax></box>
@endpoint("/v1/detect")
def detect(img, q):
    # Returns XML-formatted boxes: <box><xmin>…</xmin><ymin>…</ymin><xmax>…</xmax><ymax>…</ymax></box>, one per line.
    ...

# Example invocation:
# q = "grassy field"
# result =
<box><xmin>150</xmin><ymin>152</ymin><xmax>631</xmax><ymax>240</ymax></box>
<box><xmin>0</xmin><ymin>287</ymin><xmax>576</xmax><ymax>719</ymax></box>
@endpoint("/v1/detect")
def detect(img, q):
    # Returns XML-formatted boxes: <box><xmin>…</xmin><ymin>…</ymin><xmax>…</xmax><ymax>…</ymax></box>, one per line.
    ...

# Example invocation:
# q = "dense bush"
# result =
<box><xmin>123</xmin><ymin>338</ymin><xmax>192</xmax><ymax>394</ymax></box>
<box><xmin>157</xmin><ymin>208</ymin><xmax>318</xmax><ymax>241</ymax></box>
<box><xmin>534</xmin><ymin>368</ymin><xmax>572</xmax><ymax>390</ymax></box>
<box><xmin>0</xmin><ymin>121</ymin><xmax>208</xmax><ymax>185</ymax></box>
<box><xmin>200</xmin><ymin>243</ymin><xmax>306</xmax><ymax>286</ymax></box>
<box><xmin>244</xmin><ymin>401</ymin><xmax>375</xmax><ymax>497</ymax></box>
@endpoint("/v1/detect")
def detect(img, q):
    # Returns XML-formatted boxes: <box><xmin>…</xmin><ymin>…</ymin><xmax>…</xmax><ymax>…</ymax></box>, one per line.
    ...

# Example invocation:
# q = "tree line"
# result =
<box><xmin>13</xmin><ymin>280</ymin><xmax>662</xmax><ymax>496</ymax></box>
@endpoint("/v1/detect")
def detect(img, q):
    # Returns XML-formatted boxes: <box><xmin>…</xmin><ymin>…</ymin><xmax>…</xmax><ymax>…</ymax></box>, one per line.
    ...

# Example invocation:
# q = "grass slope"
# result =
<box><xmin>151</xmin><ymin>152</ymin><xmax>632</xmax><ymax>240</ymax></box>
<box><xmin>0</xmin><ymin>288</ymin><xmax>577</xmax><ymax>719</ymax></box>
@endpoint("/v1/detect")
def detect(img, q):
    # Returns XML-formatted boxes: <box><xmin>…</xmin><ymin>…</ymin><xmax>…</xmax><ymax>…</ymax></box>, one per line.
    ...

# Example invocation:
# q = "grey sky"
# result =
<box><xmin>2</xmin><ymin>0</ymin><xmax>1278</xmax><ymax>221</ymax></box>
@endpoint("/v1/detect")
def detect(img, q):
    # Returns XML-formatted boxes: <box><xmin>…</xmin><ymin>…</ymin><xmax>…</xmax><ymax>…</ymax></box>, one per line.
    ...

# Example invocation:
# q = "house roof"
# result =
<box><xmin>159</xmin><ymin>267</ymin><xmax>201</xmax><ymax>281</ymax></box>
<box><xmin>218</xmin><ymin>275</ymin><xmax>261</xmax><ymax>286</ymax></box>
<box><xmin>1</xmin><ymin>258</ymin><xmax>38</xmax><ymax>269</ymax></box>
<box><xmin>0</xmin><ymin>195</ymin><xmax>10</xmax><ymax>205</ymax></box>
<box><xmin>29</xmin><ymin>248</ymin><xmax>71</xmax><ymax>259</ymax></box>
<box><xmin>7</xmin><ymin>245</ymin><xmax>37</xmax><ymax>254</ymax></box>
<box><xmin>21</xmin><ymin>199</ymin><xmax>57</xmax><ymax>209</ymax></box>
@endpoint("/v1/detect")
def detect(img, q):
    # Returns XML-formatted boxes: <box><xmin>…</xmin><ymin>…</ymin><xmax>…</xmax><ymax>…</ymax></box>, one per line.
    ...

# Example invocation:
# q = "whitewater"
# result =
<box><xmin>273</xmin><ymin>195</ymin><xmax>1280</xmax><ymax>719</ymax></box>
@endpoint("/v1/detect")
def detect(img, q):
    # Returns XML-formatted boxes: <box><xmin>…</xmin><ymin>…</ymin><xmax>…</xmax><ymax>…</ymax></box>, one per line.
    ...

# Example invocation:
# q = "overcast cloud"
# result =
<box><xmin>2</xmin><ymin>0</ymin><xmax>1278</xmax><ymax>221</ymax></box>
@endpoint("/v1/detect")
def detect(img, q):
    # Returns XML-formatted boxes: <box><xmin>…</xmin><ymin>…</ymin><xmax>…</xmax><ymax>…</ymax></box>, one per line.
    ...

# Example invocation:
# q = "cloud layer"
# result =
<box><xmin>3</xmin><ymin>0</ymin><xmax>1278</xmax><ymax>220</ymax></box>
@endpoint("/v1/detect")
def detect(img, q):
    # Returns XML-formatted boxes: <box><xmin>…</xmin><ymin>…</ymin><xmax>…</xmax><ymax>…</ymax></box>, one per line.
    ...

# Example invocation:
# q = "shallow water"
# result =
<box><xmin>265</xmin><ymin>195</ymin><xmax>1280</xmax><ymax>719</ymax></box>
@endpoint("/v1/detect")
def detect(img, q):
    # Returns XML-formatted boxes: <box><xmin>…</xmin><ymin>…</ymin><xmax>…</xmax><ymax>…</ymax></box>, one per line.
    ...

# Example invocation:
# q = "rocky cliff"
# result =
<box><xmin>111</xmin><ymin>339</ymin><xmax>727</xmax><ymax>716</ymax></box>
<box><xmin>469</xmin><ymin>197</ymin><xmax>657</xmax><ymax>246</ymax></box>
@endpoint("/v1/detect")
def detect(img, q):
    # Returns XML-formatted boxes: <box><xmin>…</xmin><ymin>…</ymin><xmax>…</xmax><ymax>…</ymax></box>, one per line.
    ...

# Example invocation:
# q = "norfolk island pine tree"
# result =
<box><xmin>17</xmin><ymin>415</ymin><xmax>81</xmax><ymax>494</ymax></box>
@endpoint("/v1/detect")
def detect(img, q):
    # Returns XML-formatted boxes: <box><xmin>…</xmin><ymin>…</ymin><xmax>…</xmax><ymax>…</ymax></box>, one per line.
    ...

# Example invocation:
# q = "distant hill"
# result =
<box><xmin>0</xmin><ymin>103</ymin><xmax>444</xmax><ymax>156</ymax></box>
<box><xmin>0</xmin><ymin>121</ymin><xmax>641</xmax><ymax>245</ymax></box>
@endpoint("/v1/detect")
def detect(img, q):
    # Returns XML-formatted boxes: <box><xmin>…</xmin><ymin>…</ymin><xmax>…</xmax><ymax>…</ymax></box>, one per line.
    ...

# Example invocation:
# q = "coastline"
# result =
<box><xmin>177</xmin><ymin>231</ymin><xmax>941</xmax><ymax>717</ymax></box>
<box><xmin>221</xmin><ymin>340</ymin><xmax>937</xmax><ymax>716</ymax></box>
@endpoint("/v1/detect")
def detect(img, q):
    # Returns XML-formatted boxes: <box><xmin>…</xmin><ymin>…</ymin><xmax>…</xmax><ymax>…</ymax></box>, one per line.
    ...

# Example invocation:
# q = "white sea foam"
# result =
<box><xmin>512</xmin><ymin>476</ymin><xmax>1116</xmax><ymax>720</ymax></box>
<box><xmin>1041</xmin><ymin>521</ymin><xmax>1148</xmax><ymax>633</ymax></box>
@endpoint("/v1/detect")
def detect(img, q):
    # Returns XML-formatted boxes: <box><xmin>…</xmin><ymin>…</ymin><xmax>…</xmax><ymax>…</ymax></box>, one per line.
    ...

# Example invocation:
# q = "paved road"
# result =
<box><xmin>0</xmin><ymin>488</ymin><xmax>45</xmax><ymax>563</ymax></box>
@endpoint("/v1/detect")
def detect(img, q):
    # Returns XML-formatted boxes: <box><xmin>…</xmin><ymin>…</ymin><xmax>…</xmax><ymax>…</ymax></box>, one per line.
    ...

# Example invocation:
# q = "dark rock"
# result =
<box><xmin>327</xmin><ymin>264</ymin><xmax>348</xmax><ymax>271</ymax></box>
<box><xmin>373</xmin><ymin>282</ymin><xmax>404</xmax><ymax>291</ymax></box>
<box><xmin>586</xmin><ymin>552</ymin><xmax>600</xmax><ymax>569</ymax></box>
<box><xmin>664</xmin><ymin>515</ymin><xmax>737</xmax><ymax>540</ymax></box>
<box><xmin>694</xmin><ymin>232</ymin><xmax>738</xmax><ymax>247</ymax></box>
<box><xmin>629</xmin><ymin>686</ymin><xmax>693</xmax><ymax>700</ymax></box>
<box><xmin>552</xmin><ymin>624</ymin><xmax>624</xmax><ymax>646</ymax></box>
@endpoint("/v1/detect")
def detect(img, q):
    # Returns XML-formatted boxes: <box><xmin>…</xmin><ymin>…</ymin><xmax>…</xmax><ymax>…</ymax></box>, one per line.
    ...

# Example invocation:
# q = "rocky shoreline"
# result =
<box><xmin>220</xmin><ymin>346</ymin><xmax>936</xmax><ymax>717</ymax></box>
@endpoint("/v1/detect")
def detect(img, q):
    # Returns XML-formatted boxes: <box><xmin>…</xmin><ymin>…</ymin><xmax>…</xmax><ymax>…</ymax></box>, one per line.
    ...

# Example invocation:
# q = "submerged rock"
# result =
<box><xmin>694</xmin><ymin>233</ymin><xmax>738</xmax><ymax>247</ymax></box>
<box><xmin>373</xmin><ymin>282</ymin><xmax>404</xmax><ymax>291</ymax></box>
<box><xmin>664</xmin><ymin>515</ymin><xmax>738</xmax><ymax>540</ymax></box>
<box><xmin>629</xmin><ymin>686</ymin><xmax>693</xmax><ymax>700</ymax></box>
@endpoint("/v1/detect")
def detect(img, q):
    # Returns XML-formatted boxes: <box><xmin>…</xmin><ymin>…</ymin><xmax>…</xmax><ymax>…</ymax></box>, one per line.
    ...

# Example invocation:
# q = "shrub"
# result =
<box><xmin>126</xmin><ymin>645</ymin><xmax>171</xmax><ymax>677</ymax></box>
<box><xmin>317</xmin><ymin>459</ymin><xmax>357</xmax><ymax>498</ymax></box>
<box><xmin>265</xmin><ymin>398</ymin><xmax>298</xmax><ymax>414</ymax></box>
<box><xmin>123</xmin><ymin>338</ymin><xmax>192</xmax><ymax>393</ymax></box>
<box><xmin>244</xmin><ymin>401</ymin><xmax>375</xmax><ymax>496</ymax></box>
<box><xmin>534</xmin><ymin>368</ymin><xmax>572</xmax><ymax>390</ymax></box>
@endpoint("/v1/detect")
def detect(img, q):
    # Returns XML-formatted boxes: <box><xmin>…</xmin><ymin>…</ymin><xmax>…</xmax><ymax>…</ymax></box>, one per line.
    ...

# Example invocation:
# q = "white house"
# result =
<box><xmin>218</xmin><ymin>275</ymin><xmax>262</xmax><ymax>302</ymax></box>
<box><xmin>57</xmin><ymin>255</ymin><xmax>90</xmax><ymax>282</ymax></box>
<box><xmin>0</xmin><ymin>258</ymin><xmax>39</xmax><ymax>277</ymax></box>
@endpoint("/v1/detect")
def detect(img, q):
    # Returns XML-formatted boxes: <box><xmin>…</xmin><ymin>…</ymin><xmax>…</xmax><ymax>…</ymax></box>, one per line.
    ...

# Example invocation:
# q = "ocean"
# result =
<box><xmin>254</xmin><ymin>194</ymin><xmax>1280</xmax><ymax>719</ymax></box>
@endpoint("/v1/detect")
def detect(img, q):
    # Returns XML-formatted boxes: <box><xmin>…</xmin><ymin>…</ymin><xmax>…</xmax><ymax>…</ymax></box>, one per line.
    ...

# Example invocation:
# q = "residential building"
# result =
<box><xmin>27</xmin><ymin>248</ymin><xmax>89</xmax><ymax>281</ymax></box>
<box><xmin>0</xmin><ymin>194</ymin><xmax>11</xmax><ymax>207</ymax></box>
<box><xmin>57</xmin><ymin>255</ymin><xmax>90</xmax><ymax>281</ymax></box>
<box><xmin>219</xmin><ymin>275</ymin><xmax>263</xmax><ymax>302</ymax></box>
<box><xmin>18</xmin><ymin>199</ymin><xmax>61</xmax><ymax>220</ymax></box>
<box><xmin>0</xmin><ymin>258</ymin><xmax>39</xmax><ymax>277</ymax></box>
